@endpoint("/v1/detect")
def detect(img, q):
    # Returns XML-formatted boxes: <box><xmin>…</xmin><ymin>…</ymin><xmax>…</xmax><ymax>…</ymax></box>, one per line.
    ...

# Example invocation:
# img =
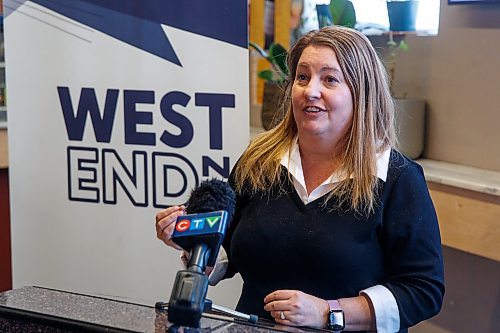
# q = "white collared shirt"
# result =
<box><xmin>280</xmin><ymin>139</ymin><xmax>391</xmax><ymax>204</ymax></box>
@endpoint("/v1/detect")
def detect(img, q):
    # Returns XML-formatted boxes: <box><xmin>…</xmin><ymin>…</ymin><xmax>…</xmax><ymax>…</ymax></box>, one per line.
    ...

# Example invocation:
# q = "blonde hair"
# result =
<box><xmin>235</xmin><ymin>26</ymin><xmax>396</xmax><ymax>213</ymax></box>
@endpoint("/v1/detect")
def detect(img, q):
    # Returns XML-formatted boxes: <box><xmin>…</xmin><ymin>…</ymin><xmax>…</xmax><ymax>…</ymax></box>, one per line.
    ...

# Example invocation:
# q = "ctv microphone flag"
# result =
<box><xmin>172</xmin><ymin>211</ymin><xmax>228</xmax><ymax>267</ymax></box>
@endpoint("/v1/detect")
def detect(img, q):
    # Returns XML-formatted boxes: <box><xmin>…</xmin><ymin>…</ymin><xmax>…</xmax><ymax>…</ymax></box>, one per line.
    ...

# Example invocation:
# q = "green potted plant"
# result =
<box><xmin>249</xmin><ymin>41</ymin><xmax>289</xmax><ymax>130</ymax></box>
<box><xmin>329</xmin><ymin>0</ymin><xmax>357</xmax><ymax>29</ymax></box>
<box><xmin>385</xmin><ymin>33</ymin><xmax>426</xmax><ymax>159</ymax></box>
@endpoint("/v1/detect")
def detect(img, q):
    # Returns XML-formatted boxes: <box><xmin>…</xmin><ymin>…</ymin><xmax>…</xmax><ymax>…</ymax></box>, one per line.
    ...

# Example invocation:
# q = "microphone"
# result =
<box><xmin>173</xmin><ymin>178</ymin><xmax>236</xmax><ymax>269</ymax></box>
<box><xmin>167</xmin><ymin>178</ymin><xmax>236</xmax><ymax>328</ymax></box>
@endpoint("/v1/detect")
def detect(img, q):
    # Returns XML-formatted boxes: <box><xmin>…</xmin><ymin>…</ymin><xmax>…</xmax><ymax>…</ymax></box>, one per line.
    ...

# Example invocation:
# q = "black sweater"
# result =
<box><xmin>223</xmin><ymin>151</ymin><xmax>444</xmax><ymax>332</ymax></box>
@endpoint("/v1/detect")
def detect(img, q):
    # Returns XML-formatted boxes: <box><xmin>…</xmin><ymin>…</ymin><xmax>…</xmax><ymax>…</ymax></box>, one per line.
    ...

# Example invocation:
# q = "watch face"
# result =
<box><xmin>328</xmin><ymin>310</ymin><xmax>345</xmax><ymax>331</ymax></box>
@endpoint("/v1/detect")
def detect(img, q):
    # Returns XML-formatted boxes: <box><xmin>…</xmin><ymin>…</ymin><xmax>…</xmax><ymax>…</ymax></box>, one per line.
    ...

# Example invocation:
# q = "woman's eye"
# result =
<box><xmin>326</xmin><ymin>76</ymin><xmax>339</xmax><ymax>84</ymax></box>
<box><xmin>296</xmin><ymin>74</ymin><xmax>307</xmax><ymax>81</ymax></box>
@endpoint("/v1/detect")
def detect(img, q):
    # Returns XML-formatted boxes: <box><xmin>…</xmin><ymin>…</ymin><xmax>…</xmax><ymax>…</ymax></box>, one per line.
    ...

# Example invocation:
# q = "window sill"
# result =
<box><xmin>418</xmin><ymin>159</ymin><xmax>500</xmax><ymax>197</ymax></box>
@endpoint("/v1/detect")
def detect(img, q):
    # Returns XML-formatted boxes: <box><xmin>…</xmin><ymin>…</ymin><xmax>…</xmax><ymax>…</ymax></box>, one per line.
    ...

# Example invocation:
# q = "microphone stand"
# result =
<box><xmin>159</xmin><ymin>243</ymin><xmax>259</xmax><ymax>328</ymax></box>
<box><xmin>211</xmin><ymin>304</ymin><xmax>258</xmax><ymax>323</ymax></box>
<box><xmin>167</xmin><ymin>243</ymin><xmax>210</xmax><ymax>328</ymax></box>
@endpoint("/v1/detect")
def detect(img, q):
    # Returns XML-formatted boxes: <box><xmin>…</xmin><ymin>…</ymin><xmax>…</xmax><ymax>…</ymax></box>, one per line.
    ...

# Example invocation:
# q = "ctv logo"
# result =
<box><xmin>175</xmin><ymin>215</ymin><xmax>221</xmax><ymax>233</ymax></box>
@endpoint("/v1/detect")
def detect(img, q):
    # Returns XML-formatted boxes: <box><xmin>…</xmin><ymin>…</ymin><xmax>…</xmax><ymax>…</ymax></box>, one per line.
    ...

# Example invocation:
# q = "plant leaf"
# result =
<box><xmin>330</xmin><ymin>0</ymin><xmax>357</xmax><ymax>28</ymax></box>
<box><xmin>268</xmin><ymin>43</ymin><xmax>289</xmax><ymax>77</ymax></box>
<box><xmin>387</xmin><ymin>40</ymin><xmax>397</xmax><ymax>48</ymax></box>
<box><xmin>258</xmin><ymin>70</ymin><xmax>274</xmax><ymax>81</ymax></box>
<box><xmin>399</xmin><ymin>40</ymin><xmax>409</xmax><ymax>51</ymax></box>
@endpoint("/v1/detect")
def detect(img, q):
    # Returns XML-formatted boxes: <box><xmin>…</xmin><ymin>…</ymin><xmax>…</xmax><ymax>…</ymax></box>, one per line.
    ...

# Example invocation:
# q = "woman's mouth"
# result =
<box><xmin>304</xmin><ymin>106</ymin><xmax>325</xmax><ymax>114</ymax></box>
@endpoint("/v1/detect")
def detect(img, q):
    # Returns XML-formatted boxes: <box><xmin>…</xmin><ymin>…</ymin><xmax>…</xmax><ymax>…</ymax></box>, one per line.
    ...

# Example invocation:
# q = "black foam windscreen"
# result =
<box><xmin>186</xmin><ymin>178</ymin><xmax>236</xmax><ymax>221</ymax></box>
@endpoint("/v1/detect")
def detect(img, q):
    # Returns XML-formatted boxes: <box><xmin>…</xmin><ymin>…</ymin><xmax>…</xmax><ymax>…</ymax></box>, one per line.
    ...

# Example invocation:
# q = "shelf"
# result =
<box><xmin>362</xmin><ymin>29</ymin><xmax>437</xmax><ymax>38</ymax></box>
<box><xmin>418</xmin><ymin>159</ymin><xmax>500</xmax><ymax>197</ymax></box>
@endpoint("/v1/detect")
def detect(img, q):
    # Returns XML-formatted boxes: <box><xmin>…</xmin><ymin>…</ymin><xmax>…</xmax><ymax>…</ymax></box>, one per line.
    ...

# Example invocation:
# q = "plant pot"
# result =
<box><xmin>261</xmin><ymin>81</ymin><xmax>283</xmax><ymax>130</ymax></box>
<box><xmin>394</xmin><ymin>98</ymin><xmax>426</xmax><ymax>159</ymax></box>
<box><xmin>386</xmin><ymin>0</ymin><xmax>419</xmax><ymax>32</ymax></box>
<box><xmin>316</xmin><ymin>4</ymin><xmax>333</xmax><ymax>29</ymax></box>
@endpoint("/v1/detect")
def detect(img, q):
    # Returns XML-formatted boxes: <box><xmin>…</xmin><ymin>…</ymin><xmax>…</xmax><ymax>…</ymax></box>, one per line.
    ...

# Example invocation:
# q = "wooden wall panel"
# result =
<box><xmin>249</xmin><ymin>0</ymin><xmax>265</xmax><ymax>47</ymax></box>
<box><xmin>274</xmin><ymin>0</ymin><xmax>290</xmax><ymax>48</ymax></box>
<box><xmin>429</xmin><ymin>182</ymin><xmax>500</xmax><ymax>262</ymax></box>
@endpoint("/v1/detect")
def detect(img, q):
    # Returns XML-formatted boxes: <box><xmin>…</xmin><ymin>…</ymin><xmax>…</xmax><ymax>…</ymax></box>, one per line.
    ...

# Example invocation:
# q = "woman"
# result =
<box><xmin>156</xmin><ymin>26</ymin><xmax>444</xmax><ymax>332</ymax></box>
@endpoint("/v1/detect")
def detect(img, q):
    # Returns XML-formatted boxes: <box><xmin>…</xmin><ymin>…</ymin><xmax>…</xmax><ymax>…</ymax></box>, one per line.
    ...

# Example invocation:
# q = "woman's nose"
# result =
<box><xmin>304</xmin><ymin>80</ymin><xmax>321</xmax><ymax>100</ymax></box>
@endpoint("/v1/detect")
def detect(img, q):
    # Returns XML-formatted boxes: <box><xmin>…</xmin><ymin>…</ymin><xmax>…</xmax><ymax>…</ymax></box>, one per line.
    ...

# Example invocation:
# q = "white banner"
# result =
<box><xmin>5</xmin><ymin>0</ymin><xmax>247</xmax><ymax>306</ymax></box>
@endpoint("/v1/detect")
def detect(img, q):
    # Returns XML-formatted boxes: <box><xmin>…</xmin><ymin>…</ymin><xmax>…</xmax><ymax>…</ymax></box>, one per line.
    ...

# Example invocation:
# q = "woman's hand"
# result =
<box><xmin>155</xmin><ymin>205</ymin><xmax>186</xmax><ymax>250</ymax></box>
<box><xmin>263</xmin><ymin>290</ymin><xmax>329</xmax><ymax>328</ymax></box>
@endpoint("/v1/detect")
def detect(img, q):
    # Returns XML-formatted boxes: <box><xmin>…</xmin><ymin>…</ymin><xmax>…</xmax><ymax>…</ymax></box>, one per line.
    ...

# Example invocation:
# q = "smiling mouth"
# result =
<box><xmin>304</xmin><ymin>106</ymin><xmax>325</xmax><ymax>113</ymax></box>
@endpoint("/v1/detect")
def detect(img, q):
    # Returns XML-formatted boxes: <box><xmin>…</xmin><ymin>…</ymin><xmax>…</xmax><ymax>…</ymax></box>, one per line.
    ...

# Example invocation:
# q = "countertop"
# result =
<box><xmin>0</xmin><ymin>286</ymin><xmax>326</xmax><ymax>333</ymax></box>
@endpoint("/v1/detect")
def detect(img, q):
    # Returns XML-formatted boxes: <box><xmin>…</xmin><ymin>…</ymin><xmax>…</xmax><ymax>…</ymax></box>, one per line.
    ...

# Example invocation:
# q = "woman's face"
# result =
<box><xmin>291</xmin><ymin>45</ymin><xmax>354</xmax><ymax>146</ymax></box>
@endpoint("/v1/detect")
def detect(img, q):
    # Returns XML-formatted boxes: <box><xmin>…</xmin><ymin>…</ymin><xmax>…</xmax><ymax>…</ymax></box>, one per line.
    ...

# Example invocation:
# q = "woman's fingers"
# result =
<box><xmin>263</xmin><ymin>299</ymin><xmax>289</xmax><ymax>312</ymax></box>
<box><xmin>155</xmin><ymin>205</ymin><xmax>186</xmax><ymax>250</ymax></box>
<box><xmin>155</xmin><ymin>205</ymin><xmax>185</xmax><ymax>226</ymax></box>
<box><xmin>264</xmin><ymin>290</ymin><xmax>328</xmax><ymax>328</ymax></box>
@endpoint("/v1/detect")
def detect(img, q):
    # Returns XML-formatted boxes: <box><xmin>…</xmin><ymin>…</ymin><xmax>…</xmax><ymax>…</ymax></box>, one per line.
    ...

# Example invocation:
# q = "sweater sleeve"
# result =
<box><xmin>381</xmin><ymin>161</ymin><xmax>445</xmax><ymax>330</ymax></box>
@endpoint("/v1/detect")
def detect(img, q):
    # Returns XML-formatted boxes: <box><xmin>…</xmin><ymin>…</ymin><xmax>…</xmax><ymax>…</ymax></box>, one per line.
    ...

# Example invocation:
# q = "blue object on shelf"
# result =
<box><xmin>387</xmin><ymin>1</ymin><xmax>419</xmax><ymax>32</ymax></box>
<box><xmin>316</xmin><ymin>4</ymin><xmax>333</xmax><ymax>28</ymax></box>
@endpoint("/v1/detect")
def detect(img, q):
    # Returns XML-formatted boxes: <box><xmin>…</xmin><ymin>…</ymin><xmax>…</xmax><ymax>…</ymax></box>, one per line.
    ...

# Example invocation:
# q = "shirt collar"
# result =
<box><xmin>280</xmin><ymin>139</ymin><xmax>391</xmax><ymax>186</ymax></box>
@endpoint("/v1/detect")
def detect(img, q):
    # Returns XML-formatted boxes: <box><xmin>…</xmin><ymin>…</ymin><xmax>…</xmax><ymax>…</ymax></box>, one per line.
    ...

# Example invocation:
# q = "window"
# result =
<box><xmin>351</xmin><ymin>0</ymin><xmax>440</xmax><ymax>36</ymax></box>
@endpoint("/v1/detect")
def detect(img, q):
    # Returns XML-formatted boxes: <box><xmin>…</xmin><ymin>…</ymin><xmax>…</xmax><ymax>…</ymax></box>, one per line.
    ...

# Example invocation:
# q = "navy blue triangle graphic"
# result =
<box><xmin>30</xmin><ymin>0</ymin><xmax>181</xmax><ymax>65</ymax></box>
<box><xmin>27</xmin><ymin>0</ymin><xmax>247</xmax><ymax>66</ymax></box>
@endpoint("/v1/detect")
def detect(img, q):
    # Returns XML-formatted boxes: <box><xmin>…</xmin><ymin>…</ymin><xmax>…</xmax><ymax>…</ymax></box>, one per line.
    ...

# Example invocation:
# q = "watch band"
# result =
<box><xmin>328</xmin><ymin>299</ymin><xmax>342</xmax><ymax>311</ymax></box>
